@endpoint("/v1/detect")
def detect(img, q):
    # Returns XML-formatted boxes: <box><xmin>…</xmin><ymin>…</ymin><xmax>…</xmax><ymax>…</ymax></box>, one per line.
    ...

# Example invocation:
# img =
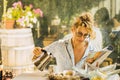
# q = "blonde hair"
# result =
<box><xmin>72</xmin><ymin>12</ymin><xmax>94</xmax><ymax>38</ymax></box>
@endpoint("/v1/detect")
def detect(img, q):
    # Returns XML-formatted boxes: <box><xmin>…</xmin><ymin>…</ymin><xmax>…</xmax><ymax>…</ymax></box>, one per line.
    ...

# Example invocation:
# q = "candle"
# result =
<box><xmin>3</xmin><ymin>0</ymin><xmax>7</xmax><ymax>16</ymax></box>
<box><xmin>2</xmin><ymin>0</ymin><xmax>8</xmax><ymax>28</ymax></box>
<box><xmin>37</xmin><ymin>21</ymin><xmax>40</xmax><ymax>38</ymax></box>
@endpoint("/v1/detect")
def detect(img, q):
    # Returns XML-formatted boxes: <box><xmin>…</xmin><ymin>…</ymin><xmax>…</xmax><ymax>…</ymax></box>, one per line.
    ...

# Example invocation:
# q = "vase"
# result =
<box><xmin>5</xmin><ymin>19</ymin><xmax>15</xmax><ymax>29</ymax></box>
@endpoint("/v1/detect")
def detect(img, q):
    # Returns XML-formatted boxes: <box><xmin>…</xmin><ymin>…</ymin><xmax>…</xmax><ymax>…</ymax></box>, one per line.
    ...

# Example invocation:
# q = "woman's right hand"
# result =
<box><xmin>32</xmin><ymin>47</ymin><xmax>43</xmax><ymax>61</ymax></box>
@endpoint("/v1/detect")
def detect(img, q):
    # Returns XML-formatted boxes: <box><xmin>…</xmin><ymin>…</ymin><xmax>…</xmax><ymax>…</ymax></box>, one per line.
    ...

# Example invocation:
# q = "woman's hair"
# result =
<box><xmin>72</xmin><ymin>12</ymin><xmax>94</xmax><ymax>36</ymax></box>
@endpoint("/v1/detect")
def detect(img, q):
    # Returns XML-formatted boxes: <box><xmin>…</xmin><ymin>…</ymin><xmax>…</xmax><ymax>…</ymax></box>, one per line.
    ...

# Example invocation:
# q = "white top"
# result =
<box><xmin>90</xmin><ymin>27</ymin><xmax>103</xmax><ymax>51</ymax></box>
<box><xmin>44</xmin><ymin>39</ymin><xmax>94</xmax><ymax>72</ymax></box>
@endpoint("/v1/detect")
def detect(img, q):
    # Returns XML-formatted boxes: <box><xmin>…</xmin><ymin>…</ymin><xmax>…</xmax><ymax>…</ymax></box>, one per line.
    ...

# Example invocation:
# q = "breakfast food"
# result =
<box><xmin>49</xmin><ymin>70</ymin><xmax>80</xmax><ymax>80</ymax></box>
<box><xmin>63</xmin><ymin>70</ymin><xmax>75</xmax><ymax>76</ymax></box>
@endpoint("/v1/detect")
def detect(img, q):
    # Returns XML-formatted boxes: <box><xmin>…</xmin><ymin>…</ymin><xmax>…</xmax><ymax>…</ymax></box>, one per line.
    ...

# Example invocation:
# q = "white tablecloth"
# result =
<box><xmin>12</xmin><ymin>71</ymin><xmax>120</xmax><ymax>80</ymax></box>
<box><xmin>12</xmin><ymin>71</ymin><xmax>49</xmax><ymax>80</ymax></box>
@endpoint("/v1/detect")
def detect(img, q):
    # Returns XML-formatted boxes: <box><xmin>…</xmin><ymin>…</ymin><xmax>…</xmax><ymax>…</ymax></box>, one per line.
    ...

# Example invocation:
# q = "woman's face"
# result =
<box><xmin>72</xmin><ymin>26</ymin><xmax>89</xmax><ymax>43</ymax></box>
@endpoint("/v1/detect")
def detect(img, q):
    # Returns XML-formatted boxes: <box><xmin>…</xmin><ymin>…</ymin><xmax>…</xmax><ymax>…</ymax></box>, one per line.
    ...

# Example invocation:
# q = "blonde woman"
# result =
<box><xmin>32</xmin><ymin>12</ymin><xmax>120</xmax><ymax>79</ymax></box>
<box><xmin>33</xmin><ymin>12</ymin><xmax>94</xmax><ymax>71</ymax></box>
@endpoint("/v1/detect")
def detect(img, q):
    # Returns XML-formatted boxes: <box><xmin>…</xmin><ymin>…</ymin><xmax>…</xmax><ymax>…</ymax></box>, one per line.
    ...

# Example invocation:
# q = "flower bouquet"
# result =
<box><xmin>6</xmin><ymin>1</ymin><xmax>43</xmax><ymax>28</ymax></box>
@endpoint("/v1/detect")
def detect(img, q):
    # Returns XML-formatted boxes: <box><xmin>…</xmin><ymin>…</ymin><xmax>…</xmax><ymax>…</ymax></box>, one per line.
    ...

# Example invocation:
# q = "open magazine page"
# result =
<box><xmin>86</xmin><ymin>45</ymin><xmax>113</xmax><ymax>66</ymax></box>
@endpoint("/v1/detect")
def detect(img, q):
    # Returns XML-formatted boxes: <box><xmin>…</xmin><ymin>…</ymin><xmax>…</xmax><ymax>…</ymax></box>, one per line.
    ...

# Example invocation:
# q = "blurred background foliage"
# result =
<box><xmin>0</xmin><ymin>0</ymin><xmax>104</xmax><ymax>25</ymax></box>
<box><xmin>0</xmin><ymin>0</ymin><xmax>104</xmax><ymax>47</ymax></box>
<box><xmin>0</xmin><ymin>0</ymin><xmax>120</xmax><ymax>63</ymax></box>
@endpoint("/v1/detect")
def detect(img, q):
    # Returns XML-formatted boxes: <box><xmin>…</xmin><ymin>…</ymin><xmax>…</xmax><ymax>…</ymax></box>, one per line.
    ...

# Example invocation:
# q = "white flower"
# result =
<box><xmin>6</xmin><ymin>8</ymin><xmax>13</xmax><ymax>19</ymax></box>
<box><xmin>28</xmin><ymin>23</ymin><xmax>33</xmax><ymax>28</ymax></box>
<box><xmin>32</xmin><ymin>17</ymin><xmax>37</xmax><ymax>23</ymax></box>
<box><xmin>27</xmin><ymin>11</ymin><xmax>32</xmax><ymax>16</ymax></box>
<box><xmin>6</xmin><ymin>1</ymin><xmax>43</xmax><ymax>28</ymax></box>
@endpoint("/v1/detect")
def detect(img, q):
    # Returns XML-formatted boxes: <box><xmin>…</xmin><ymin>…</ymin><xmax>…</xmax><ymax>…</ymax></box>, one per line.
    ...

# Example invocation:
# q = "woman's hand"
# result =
<box><xmin>32</xmin><ymin>47</ymin><xmax>43</xmax><ymax>61</ymax></box>
<box><xmin>33</xmin><ymin>47</ymin><xmax>43</xmax><ymax>56</ymax></box>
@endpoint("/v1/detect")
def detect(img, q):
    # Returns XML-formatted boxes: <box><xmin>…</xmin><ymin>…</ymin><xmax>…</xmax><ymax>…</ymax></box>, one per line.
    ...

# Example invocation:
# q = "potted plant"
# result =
<box><xmin>5</xmin><ymin>1</ymin><xmax>43</xmax><ymax>29</ymax></box>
